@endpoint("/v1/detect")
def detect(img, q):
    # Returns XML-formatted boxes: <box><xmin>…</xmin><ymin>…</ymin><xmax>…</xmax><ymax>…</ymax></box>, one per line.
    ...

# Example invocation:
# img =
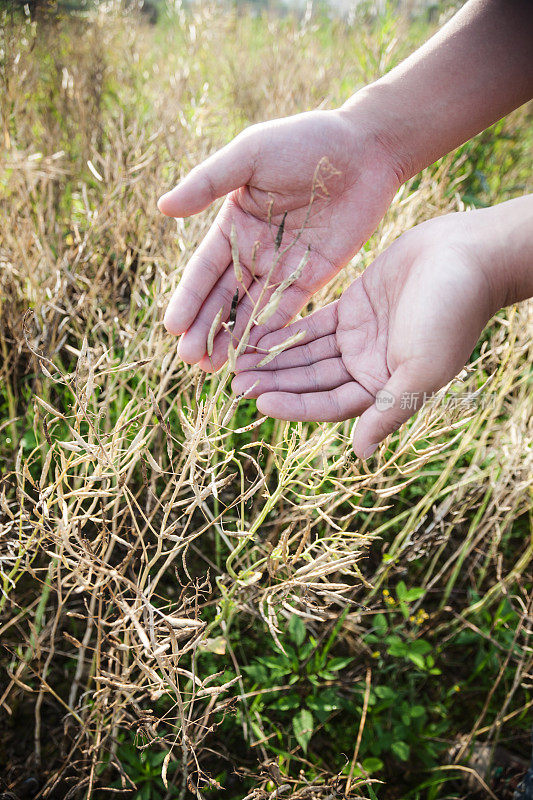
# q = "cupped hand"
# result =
<box><xmin>232</xmin><ymin>213</ymin><xmax>498</xmax><ymax>457</ymax></box>
<box><xmin>158</xmin><ymin>107</ymin><xmax>402</xmax><ymax>370</ymax></box>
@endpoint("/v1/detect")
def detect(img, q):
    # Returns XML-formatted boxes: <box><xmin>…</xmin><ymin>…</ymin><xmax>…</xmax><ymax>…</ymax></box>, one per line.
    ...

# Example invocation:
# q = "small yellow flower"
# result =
<box><xmin>386</xmin><ymin>596</ymin><xmax>395</xmax><ymax>605</ymax></box>
<box><xmin>453</xmin><ymin>684</ymin><xmax>460</xmax><ymax>693</ymax></box>
<box><xmin>409</xmin><ymin>615</ymin><xmax>415</xmax><ymax>623</ymax></box>
<box><xmin>383</xmin><ymin>589</ymin><xmax>389</xmax><ymax>596</ymax></box>
<box><xmin>371</xmin><ymin>651</ymin><xmax>380</xmax><ymax>659</ymax></box>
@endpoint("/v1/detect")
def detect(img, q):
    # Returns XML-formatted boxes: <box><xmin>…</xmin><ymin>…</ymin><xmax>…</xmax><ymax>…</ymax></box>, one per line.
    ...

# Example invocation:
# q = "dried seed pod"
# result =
<box><xmin>230</xmin><ymin>223</ymin><xmax>243</xmax><ymax>282</ymax></box>
<box><xmin>228</xmin><ymin>289</ymin><xmax>239</xmax><ymax>331</ymax></box>
<box><xmin>257</xmin><ymin>329</ymin><xmax>305</xmax><ymax>367</ymax></box>
<box><xmin>275</xmin><ymin>211</ymin><xmax>287</xmax><ymax>250</ymax></box>
<box><xmin>256</xmin><ymin>247</ymin><xmax>310</xmax><ymax>325</ymax></box>
<box><xmin>207</xmin><ymin>308</ymin><xmax>223</xmax><ymax>356</ymax></box>
<box><xmin>250</xmin><ymin>240</ymin><xmax>260</xmax><ymax>278</ymax></box>
<box><xmin>228</xmin><ymin>340</ymin><xmax>236</xmax><ymax>371</ymax></box>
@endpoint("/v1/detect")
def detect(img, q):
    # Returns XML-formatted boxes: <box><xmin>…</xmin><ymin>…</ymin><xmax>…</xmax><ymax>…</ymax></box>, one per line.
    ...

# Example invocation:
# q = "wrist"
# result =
<box><xmin>461</xmin><ymin>196</ymin><xmax>533</xmax><ymax>312</ymax></box>
<box><xmin>337</xmin><ymin>83</ymin><xmax>419</xmax><ymax>185</ymax></box>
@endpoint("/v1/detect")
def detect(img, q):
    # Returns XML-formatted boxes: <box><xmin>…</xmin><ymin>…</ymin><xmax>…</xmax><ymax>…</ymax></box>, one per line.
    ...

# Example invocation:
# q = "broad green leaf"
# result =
<box><xmin>289</xmin><ymin>614</ymin><xmax>306</xmax><ymax>647</ymax></box>
<box><xmin>306</xmin><ymin>688</ymin><xmax>343</xmax><ymax>713</ymax></box>
<box><xmin>407</xmin><ymin>651</ymin><xmax>426</xmax><ymax>669</ymax></box>
<box><xmin>293</xmin><ymin>708</ymin><xmax>314</xmax><ymax>754</ymax></box>
<box><xmin>374</xmin><ymin>685</ymin><xmax>395</xmax><ymax>700</ymax></box>
<box><xmin>326</xmin><ymin>656</ymin><xmax>354</xmax><ymax>671</ymax></box>
<box><xmin>242</xmin><ymin>664</ymin><xmax>268</xmax><ymax>683</ymax></box>
<box><xmin>392</xmin><ymin>740</ymin><xmax>410</xmax><ymax>761</ymax></box>
<box><xmin>396</xmin><ymin>580</ymin><xmax>407</xmax><ymax>600</ymax></box>
<box><xmin>387</xmin><ymin>639</ymin><xmax>407</xmax><ymax>657</ymax></box>
<box><xmin>373</xmin><ymin>613</ymin><xmax>388</xmax><ymax>635</ymax></box>
<box><xmin>403</xmin><ymin>587</ymin><xmax>425</xmax><ymax>601</ymax></box>
<box><xmin>257</xmin><ymin>655</ymin><xmax>288</xmax><ymax>669</ymax></box>
<box><xmin>270</xmin><ymin>694</ymin><xmax>300</xmax><ymax>711</ymax></box>
<box><xmin>362</xmin><ymin>757</ymin><xmax>384</xmax><ymax>774</ymax></box>
<box><xmin>410</xmin><ymin>639</ymin><xmax>432</xmax><ymax>655</ymax></box>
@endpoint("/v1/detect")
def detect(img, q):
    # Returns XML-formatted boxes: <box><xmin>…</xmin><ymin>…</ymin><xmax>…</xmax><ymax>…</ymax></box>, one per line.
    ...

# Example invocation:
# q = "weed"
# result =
<box><xmin>0</xmin><ymin>3</ymin><xmax>531</xmax><ymax>799</ymax></box>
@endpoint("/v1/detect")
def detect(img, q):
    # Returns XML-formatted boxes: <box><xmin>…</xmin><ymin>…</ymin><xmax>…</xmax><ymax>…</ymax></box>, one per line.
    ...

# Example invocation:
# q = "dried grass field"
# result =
<box><xmin>0</xmin><ymin>3</ymin><xmax>532</xmax><ymax>799</ymax></box>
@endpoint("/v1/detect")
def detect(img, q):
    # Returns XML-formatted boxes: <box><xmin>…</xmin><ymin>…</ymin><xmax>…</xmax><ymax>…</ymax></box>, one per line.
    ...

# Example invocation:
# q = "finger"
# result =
<box><xmin>238</xmin><ymin>302</ymin><xmax>339</xmax><ymax>370</ymax></box>
<box><xmin>164</xmin><ymin>210</ymin><xmax>232</xmax><ymax>336</ymax></box>
<box><xmin>256</xmin><ymin>381</ymin><xmax>373</xmax><ymax>423</ymax></box>
<box><xmin>253</xmin><ymin>302</ymin><xmax>338</xmax><ymax>352</ymax></box>
<box><xmin>232</xmin><ymin>357</ymin><xmax>351</xmax><ymax>397</ymax></box>
<box><xmin>158</xmin><ymin>131</ymin><xmax>256</xmax><ymax>217</ymax></box>
<box><xmin>178</xmin><ymin>266</ymin><xmax>253</xmax><ymax>365</ymax></box>
<box><xmin>244</xmin><ymin>286</ymin><xmax>329</xmax><ymax>356</ymax></box>
<box><xmin>352</xmin><ymin>361</ymin><xmax>431</xmax><ymax>459</ymax></box>
<box><xmin>236</xmin><ymin>333</ymin><xmax>339</xmax><ymax>373</ymax></box>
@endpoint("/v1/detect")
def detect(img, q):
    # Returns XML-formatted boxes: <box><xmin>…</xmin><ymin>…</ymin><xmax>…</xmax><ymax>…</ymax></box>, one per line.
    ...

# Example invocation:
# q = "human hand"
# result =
<box><xmin>232</xmin><ymin>210</ymin><xmax>506</xmax><ymax>458</ymax></box>
<box><xmin>158</xmin><ymin>105</ymin><xmax>402</xmax><ymax>370</ymax></box>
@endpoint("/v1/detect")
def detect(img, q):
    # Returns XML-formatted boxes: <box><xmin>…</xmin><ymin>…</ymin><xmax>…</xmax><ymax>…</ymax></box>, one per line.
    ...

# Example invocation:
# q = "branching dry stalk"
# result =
<box><xmin>0</xmin><ymin>5</ymin><xmax>531</xmax><ymax>799</ymax></box>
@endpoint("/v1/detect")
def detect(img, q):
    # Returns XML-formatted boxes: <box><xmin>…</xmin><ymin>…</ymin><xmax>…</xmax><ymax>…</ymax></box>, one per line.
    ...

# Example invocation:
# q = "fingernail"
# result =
<box><xmin>363</xmin><ymin>443</ymin><xmax>378</xmax><ymax>459</ymax></box>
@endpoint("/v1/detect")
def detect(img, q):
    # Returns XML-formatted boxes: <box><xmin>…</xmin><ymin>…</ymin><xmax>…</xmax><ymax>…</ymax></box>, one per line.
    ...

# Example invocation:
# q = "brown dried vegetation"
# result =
<box><xmin>0</xmin><ymin>5</ymin><xmax>532</xmax><ymax>799</ymax></box>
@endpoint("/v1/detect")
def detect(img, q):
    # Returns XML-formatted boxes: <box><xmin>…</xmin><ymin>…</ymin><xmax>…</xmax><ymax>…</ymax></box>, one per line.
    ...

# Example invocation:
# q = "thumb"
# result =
<box><xmin>353</xmin><ymin>362</ymin><xmax>435</xmax><ymax>459</ymax></box>
<box><xmin>158</xmin><ymin>130</ymin><xmax>256</xmax><ymax>217</ymax></box>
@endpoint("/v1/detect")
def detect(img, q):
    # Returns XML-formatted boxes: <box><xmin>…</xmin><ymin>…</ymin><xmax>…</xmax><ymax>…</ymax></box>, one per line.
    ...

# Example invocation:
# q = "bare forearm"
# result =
<box><xmin>341</xmin><ymin>0</ymin><xmax>533</xmax><ymax>181</ymax></box>
<box><xmin>472</xmin><ymin>193</ymin><xmax>533</xmax><ymax>310</ymax></box>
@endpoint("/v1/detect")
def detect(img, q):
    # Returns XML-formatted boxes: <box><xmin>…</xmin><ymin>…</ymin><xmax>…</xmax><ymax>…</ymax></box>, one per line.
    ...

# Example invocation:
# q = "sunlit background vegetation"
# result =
<box><xmin>0</xmin><ymin>1</ymin><xmax>532</xmax><ymax>798</ymax></box>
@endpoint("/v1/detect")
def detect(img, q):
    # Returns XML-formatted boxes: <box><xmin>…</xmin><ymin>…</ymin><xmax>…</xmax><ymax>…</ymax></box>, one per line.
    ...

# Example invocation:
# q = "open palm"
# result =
<box><xmin>158</xmin><ymin>108</ymin><xmax>402</xmax><ymax>370</ymax></box>
<box><xmin>233</xmin><ymin>215</ymin><xmax>496</xmax><ymax>457</ymax></box>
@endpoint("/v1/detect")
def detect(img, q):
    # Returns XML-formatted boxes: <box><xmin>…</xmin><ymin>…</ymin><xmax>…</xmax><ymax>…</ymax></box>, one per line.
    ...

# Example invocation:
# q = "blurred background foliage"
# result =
<box><xmin>0</xmin><ymin>1</ymin><xmax>531</xmax><ymax>799</ymax></box>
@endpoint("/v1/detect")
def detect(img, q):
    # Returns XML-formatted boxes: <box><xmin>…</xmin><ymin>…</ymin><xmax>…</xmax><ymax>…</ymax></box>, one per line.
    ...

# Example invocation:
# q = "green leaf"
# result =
<box><xmin>299</xmin><ymin>640</ymin><xmax>314</xmax><ymax>660</ymax></box>
<box><xmin>317</xmin><ymin>670</ymin><xmax>336</xmax><ymax>680</ymax></box>
<box><xmin>141</xmin><ymin>781</ymin><xmax>151</xmax><ymax>800</ymax></box>
<box><xmin>293</xmin><ymin>709</ymin><xmax>314</xmax><ymax>754</ymax></box>
<box><xmin>118</xmin><ymin>744</ymin><xmax>143</xmax><ymax>769</ymax></box>
<box><xmin>362</xmin><ymin>757</ymin><xmax>384</xmax><ymax>774</ymax></box>
<box><xmin>289</xmin><ymin>614</ymin><xmax>306</xmax><ymax>647</ymax></box>
<box><xmin>399</xmin><ymin>602</ymin><xmax>410</xmax><ymax>620</ymax></box>
<box><xmin>387</xmin><ymin>638</ymin><xmax>407</xmax><ymax>658</ymax></box>
<box><xmin>410</xmin><ymin>705</ymin><xmax>426</xmax><ymax>718</ymax></box>
<box><xmin>392</xmin><ymin>741</ymin><xmax>410</xmax><ymax>761</ymax></box>
<box><xmin>326</xmin><ymin>656</ymin><xmax>353</xmax><ymax>671</ymax></box>
<box><xmin>306</xmin><ymin>688</ymin><xmax>343</xmax><ymax>713</ymax></box>
<box><xmin>374</xmin><ymin>685</ymin><xmax>395</xmax><ymax>700</ymax></box>
<box><xmin>396</xmin><ymin>580</ymin><xmax>407</xmax><ymax>600</ymax></box>
<box><xmin>242</xmin><ymin>664</ymin><xmax>268</xmax><ymax>683</ymax></box>
<box><xmin>269</xmin><ymin>694</ymin><xmax>300</xmax><ymax>711</ymax></box>
<box><xmin>316</xmin><ymin>606</ymin><xmax>350</xmax><ymax>668</ymax></box>
<box><xmin>149</xmin><ymin>750</ymin><xmax>168</xmax><ymax>767</ymax></box>
<box><xmin>257</xmin><ymin>655</ymin><xmax>288</xmax><ymax>668</ymax></box>
<box><xmin>403</xmin><ymin>587</ymin><xmax>425</xmax><ymax>602</ymax></box>
<box><xmin>373</xmin><ymin>613</ymin><xmax>388</xmax><ymax>635</ymax></box>
<box><xmin>407</xmin><ymin>651</ymin><xmax>426</xmax><ymax>669</ymax></box>
<box><xmin>410</xmin><ymin>639</ymin><xmax>432</xmax><ymax>655</ymax></box>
